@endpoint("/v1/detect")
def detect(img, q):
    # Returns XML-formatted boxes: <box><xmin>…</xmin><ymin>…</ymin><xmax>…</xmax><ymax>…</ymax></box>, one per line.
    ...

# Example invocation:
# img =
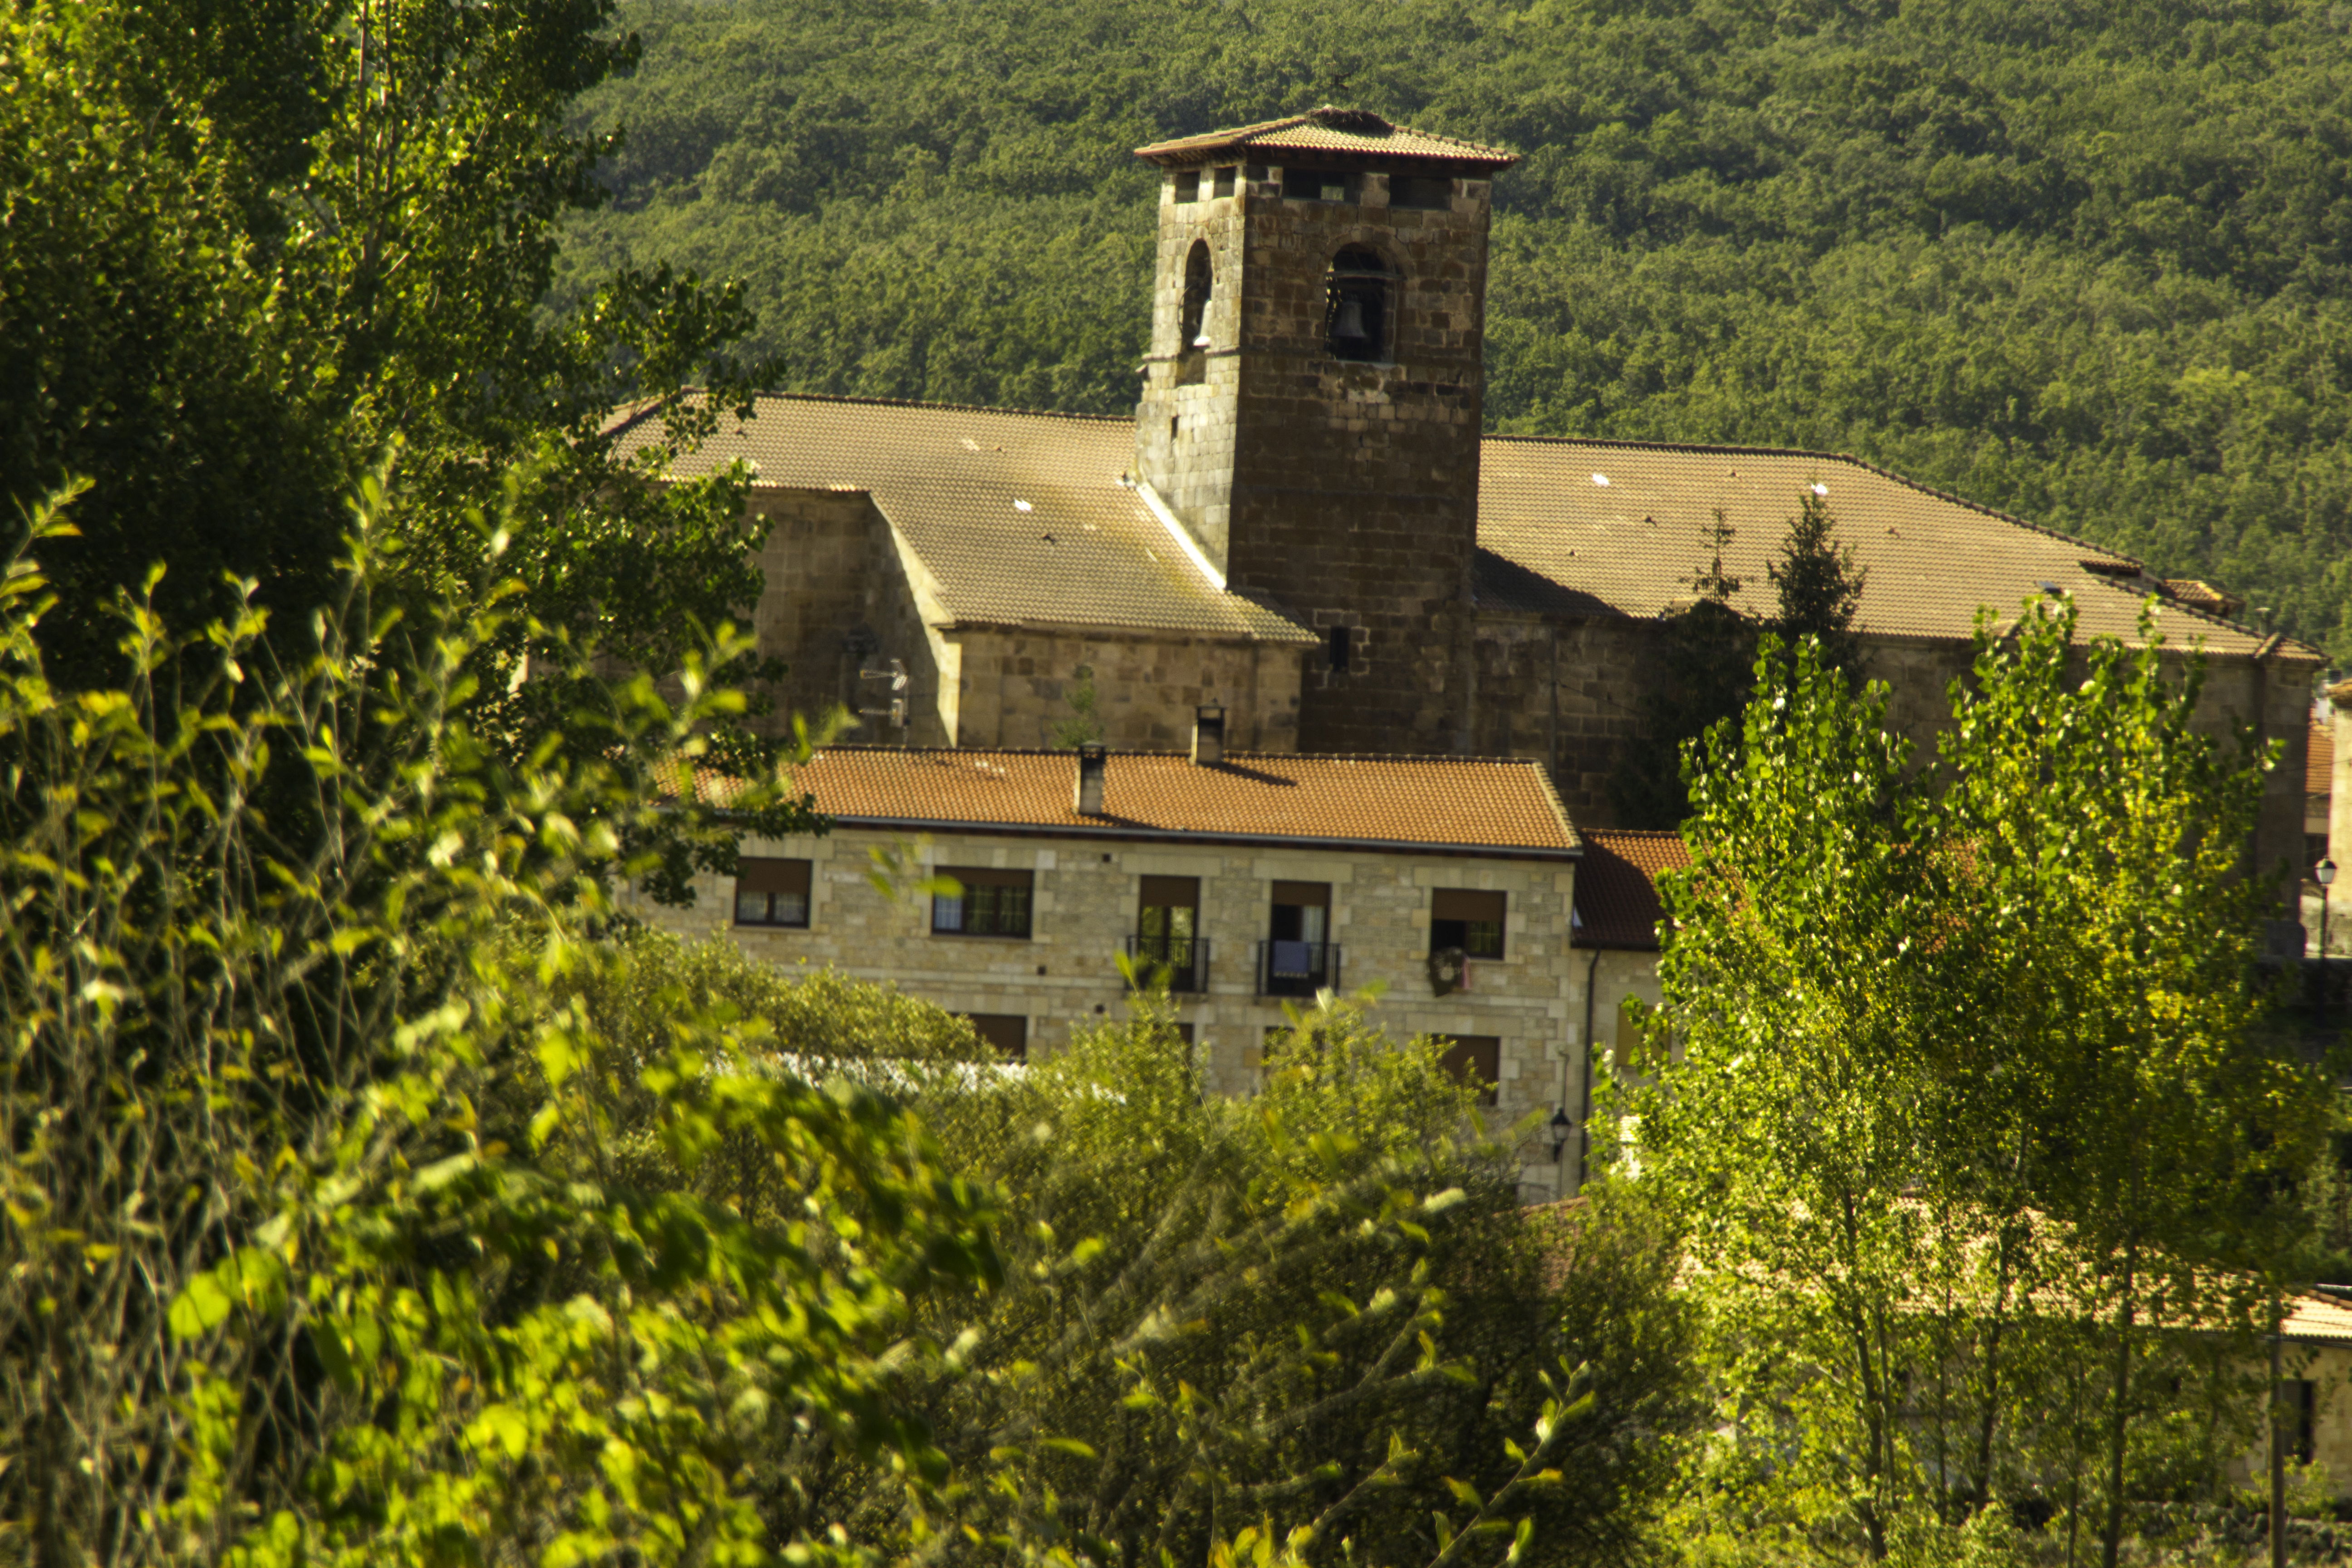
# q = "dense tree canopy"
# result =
<box><xmin>562</xmin><ymin>0</ymin><xmax>2352</xmax><ymax>661</ymax></box>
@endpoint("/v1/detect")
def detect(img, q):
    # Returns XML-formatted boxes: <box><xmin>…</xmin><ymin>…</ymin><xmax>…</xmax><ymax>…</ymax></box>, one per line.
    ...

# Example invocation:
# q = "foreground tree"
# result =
<box><xmin>0</xmin><ymin>0</ymin><xmax>785</xmax><ymax>800</ymax></box>
<box><xmin>1</xmin><ymin>482</ymin><xmax>1671</xmax><ymax>1563</ymax></box>
<box><xmin>1624</xmin><ymin>604</ymin><xmax>2324</xmax><ymax>1565</ymax></box>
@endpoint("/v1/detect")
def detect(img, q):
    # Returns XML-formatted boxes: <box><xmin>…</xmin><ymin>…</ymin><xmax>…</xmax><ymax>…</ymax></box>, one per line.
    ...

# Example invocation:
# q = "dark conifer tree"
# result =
<box><xmin>1610</xmin><ymin>510</ymin><xmax>1758</xmax><ymax>829</ymax></box>
<box><xmin>1768</xmin><ymin>489</ymin><xmax>1868</xmax><ymax>687</ymax></box>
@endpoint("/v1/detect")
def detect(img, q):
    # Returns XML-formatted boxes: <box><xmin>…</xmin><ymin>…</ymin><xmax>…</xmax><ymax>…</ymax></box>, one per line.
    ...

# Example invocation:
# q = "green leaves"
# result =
<box><xmin>1634</xmin><ymin>609</ymin><xmax>2326</xmax><ymax>1562</ymax></box>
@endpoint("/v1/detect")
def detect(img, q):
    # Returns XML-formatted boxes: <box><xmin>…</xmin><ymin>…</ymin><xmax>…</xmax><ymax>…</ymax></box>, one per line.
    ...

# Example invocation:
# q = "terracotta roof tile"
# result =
<box><xmin>1572</xmin><ymin>829</ymin><xmax>1689</xmax><ymax>949</ymax></box>
<box><xmin>714</xmin><ymin>747</ymin><xmax>1578</xmax><ymax>857</ymax></box>
<box><xmin>1135</xmin><ymin>107</ymin><xmax>1518</xmax><ymax>168</ymax></box>
<box><xmin>2315</xmin><ymin>721</ymin><xmax>2336</xmax><ymax>798</ymax></box>
<box><xmin>1478</xmin><ymin>436</ymin><xmax>2314</xmax><ymax>657</ymax></box>
<box><xmin>618</xmin><ymin>396</ymin><xmax>1315</xmax><ymax>646</ymax></box>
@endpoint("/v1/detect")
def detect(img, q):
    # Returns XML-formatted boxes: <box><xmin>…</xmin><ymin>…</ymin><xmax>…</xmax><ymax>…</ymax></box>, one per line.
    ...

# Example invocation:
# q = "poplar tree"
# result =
<box><xmin>1625</xmin><ymin>603</ymin><xmax>2326</xmax><ymax>1563</ymax></box>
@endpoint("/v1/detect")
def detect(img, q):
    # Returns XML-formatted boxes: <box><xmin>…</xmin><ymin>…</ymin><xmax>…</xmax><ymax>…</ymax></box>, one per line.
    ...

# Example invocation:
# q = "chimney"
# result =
<box><xmin>1074</xmin><ymin>742</ymin><xmax>1108</xmax><ymax>816</ymax></box>
<box><xmin>1192</xmin><ymin>703</ymin><xmax>1226</xmax><ymax>765</ymax></box>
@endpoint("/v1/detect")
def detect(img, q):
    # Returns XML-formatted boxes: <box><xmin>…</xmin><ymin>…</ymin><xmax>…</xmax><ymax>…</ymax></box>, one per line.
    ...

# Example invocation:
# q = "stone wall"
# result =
<box><xmin>2329</xmin><ymin>681</ymin><xmax>2352</xmax><ymax>941</ymax></box>
<box><xmin>1133</xmin><ymin>162</ymin><xmax>1497</xmax><ymax>755</ymax></box>
<box><xmin>943</xmin><ymin>628</ymin><xmax>1303</xmax><ymax>752</ymax></box>
<box><xmin>1563</xmin><ymin>946</ymin><xmax>1665</xmax><ymax>1197</ymax></box>
<box><xmin>1471</xmin><ymin>609</ymin><xmax>2320</xmax><ymax>893</ymax></box>
<box><xmin>627</xmin><ymin>824</ymin><xmax>1591</xmax><ymax>1193</ymax></box>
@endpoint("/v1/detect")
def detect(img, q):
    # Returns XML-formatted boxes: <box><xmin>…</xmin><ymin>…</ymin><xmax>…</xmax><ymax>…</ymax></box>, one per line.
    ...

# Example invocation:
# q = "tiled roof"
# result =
<box><xmin>1572</xmin><ymin>829</ymin><xmax>1689</xmax><ymax>949</ymax></box>
<box><xmin>1135</xmin><ymin>107</ymin><xmax>1518</xmax><ymax>169</ymax></box>
<box><xmin>616</xmin><ymin>396</ymin><xmax>1315</xmax><ymax>646</ymax></box>
<box><xmin>1478</xmin><ymin>436</ymin><xmax>2314</xmax><ymax>658</ymax></box>
<box><xmin>627</xmin><ymin>395</ymin><xmax>2313</xmax><ymax>661</ymax></box>
<box><xmin>2161</xmin><ymin>578</ymin><xmax>2245</xmax><ymax>617</ymax></box>
<box><xmin>2316</xmin><ymin>721</ymin><xmax>2337</xmax><ymax>797</ymax></box>
<box><xmin>2288</xmin><ymin>1289</ymin><xmax>2352</xmax><ymax>1344</ymax></box>
<box><xmin>714</xmin><ymin>747</ymin><xmax>1579</xmax><ymax>858</ymax></box>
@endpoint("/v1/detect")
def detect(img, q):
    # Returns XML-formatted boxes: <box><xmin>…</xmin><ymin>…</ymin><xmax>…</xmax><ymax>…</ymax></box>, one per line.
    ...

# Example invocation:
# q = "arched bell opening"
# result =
<box><xmin>1176</xmin><ymin>240</ymin><xmax>1214</xmax><ymax>386</ymax></box>
<box><xmin>1324</xmin><ymin>245</ymin><xmax>1394</xmax><ymax>364</ymax></box>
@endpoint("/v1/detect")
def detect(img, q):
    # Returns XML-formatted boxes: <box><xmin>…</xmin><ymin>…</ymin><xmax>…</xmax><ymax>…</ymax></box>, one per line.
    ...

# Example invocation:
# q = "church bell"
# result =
<box><xmin>1332</xmin><ymin>297</ymin><xmax>1369</xmax><ymax>343</ymax></box>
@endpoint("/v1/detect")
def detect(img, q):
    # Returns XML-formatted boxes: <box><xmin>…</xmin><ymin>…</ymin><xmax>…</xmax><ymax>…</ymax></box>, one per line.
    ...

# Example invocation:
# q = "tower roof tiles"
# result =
<box><xmin>1134</xmin><ymin>106</ymin><xmax>1518</xmax><ymax>168</ymax></box>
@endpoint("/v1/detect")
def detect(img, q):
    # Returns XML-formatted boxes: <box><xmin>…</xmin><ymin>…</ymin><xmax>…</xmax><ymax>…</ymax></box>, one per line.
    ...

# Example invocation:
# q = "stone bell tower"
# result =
<box><xmin>1131</xmin><ymin>107</ymin><xmax>1519</xmax><ymax>755</ymax></box>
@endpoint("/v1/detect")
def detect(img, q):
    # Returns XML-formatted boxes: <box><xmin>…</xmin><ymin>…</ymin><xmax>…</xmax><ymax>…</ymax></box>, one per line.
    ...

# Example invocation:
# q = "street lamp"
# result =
<box><xmin>2320</xmin><ymin>858</ymin><xmax>2338</xmax><ymax>959</ymax></box>
<box><xmin>1548</xmin><ymin>1106</ymin><xmax>1573</xmax><ymax>1164</ymax></box>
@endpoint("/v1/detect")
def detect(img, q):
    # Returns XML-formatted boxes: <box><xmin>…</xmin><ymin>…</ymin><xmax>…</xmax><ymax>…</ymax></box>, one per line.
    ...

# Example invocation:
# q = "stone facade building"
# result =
<box><xmin>619</xmin><ymin>103</ymin><xmax>2326</xmax><ymax>911</ymax></box>
<box><xmin>630</xmin><ymin>737</ymin><xmax>1615</xmax><ymax>1197</ymax></box>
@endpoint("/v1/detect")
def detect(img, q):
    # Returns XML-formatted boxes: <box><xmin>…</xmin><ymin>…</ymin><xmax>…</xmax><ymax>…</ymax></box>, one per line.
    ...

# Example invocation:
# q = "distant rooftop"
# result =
<box><xmin>1572</xmin><ymin>830</ymin><xmax>1689</xmax><ymax>950</ymax></box>
<box><xmin>706</xmin><ymin>747</ymin><xmax>1579</xmax><ymax>860</ymax></box>
<box><xmin>630</xmin><ymin>397</ymin><xmax>2315</xmax><ymax>661</ymax></box>
<box><xmin>1134</xmin><ymin>106</ymin><xmax>1518</xmax><ymax>169</ymax></box>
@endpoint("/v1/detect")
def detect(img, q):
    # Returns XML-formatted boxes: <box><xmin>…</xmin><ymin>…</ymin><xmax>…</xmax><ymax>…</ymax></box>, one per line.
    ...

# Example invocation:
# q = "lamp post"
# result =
<box><xmin>2319</xmin><ymin>858</ymin><xmax>2338</xmax><ymax>959</ymax></box>
<box><xmin>1548</xmin><ymin>1107</ymin><xmax>1573</xmax><ymax>1166</ymax></box>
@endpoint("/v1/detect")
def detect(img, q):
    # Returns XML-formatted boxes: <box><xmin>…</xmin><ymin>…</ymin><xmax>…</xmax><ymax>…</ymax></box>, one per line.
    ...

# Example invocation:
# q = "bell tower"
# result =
<box><xmin>1132</xmin><ymin>108</ymin><xmax>1517</xmax><ymax>754</ymax></box>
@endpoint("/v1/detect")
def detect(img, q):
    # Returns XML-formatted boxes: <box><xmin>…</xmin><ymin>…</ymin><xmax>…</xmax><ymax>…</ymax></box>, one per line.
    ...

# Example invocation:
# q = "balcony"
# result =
<box><xmin>1255</xmin><ymin>940</ymin><xmax>1341</xmax><ymax>998</ymax></box>
<box><xmin>1122</xmin><ymin>934</ymin><xmax>1209</xmax><ymax>994</ymax></box>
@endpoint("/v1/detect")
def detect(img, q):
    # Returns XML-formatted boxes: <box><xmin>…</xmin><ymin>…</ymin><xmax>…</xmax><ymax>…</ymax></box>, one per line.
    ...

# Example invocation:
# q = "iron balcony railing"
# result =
<box><xmin>1122</xmin><ymin>934</ymin><xmax>1209</xmax><ymax>994</ymax></box>
<box><xmin>1255</xmin><ymin>940</ymin><xmax>1340</xmax><ymax>998</ymax></box>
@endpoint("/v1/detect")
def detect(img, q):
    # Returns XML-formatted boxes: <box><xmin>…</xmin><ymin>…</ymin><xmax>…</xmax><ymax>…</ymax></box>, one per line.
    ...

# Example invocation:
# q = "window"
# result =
<box><xmin>1173</xmin><ymin>1023</ymin><xmax>1195</xmax><ymax>1047</ymax></box>
<box><xmin>1283</xmin><ymin>167</ymin><xmax>1357</xmax><ymax>203</ymax></box>
<box><xmin>1614</xmin><ymin>995</ymin><xmax>1648</xmax><ymax>1073</ymax></box>
<box><xmin>1174</xmin><ymin>170</ymin><xmax>1200</xmax><ymax>203</ymax></box>
<box><xmin>1431</xmin><ymin>889</ymin><xmax>1505</xmax><ymax>959</ymax></box>
<box><xmin>735</xmin><ymin>857</ymin><xmax>812</xmax><ymax>928</ymax></box>
<box><xmin>2287</xmin><ymin>1379</ymin><xmax>2318</xmax><ymax>1465</ymax></box>
<box><xmin>1390</xmin><ymin>174</ymin><xmax>1452</xmax><ymax>210</ymax></box>
<box><xmin>1180</xmin><ymin>240</ymin><xmax>1213</xmax><ymax>352</ymax></box>
<box><xmin>964</xmin><ymin>1014</ymin><xmax>1029</xmax><ymax>1062</ymax></box>
<box><xmin>1324</xmin><ymin>246</ymin><xmax>1392</xmax><ymax>363</ymax></box>
<box><xmin>1436</xmin><ymin>1034</ymin><xmax>1500</xmax><ymax>1106</ymax></box>
<box><xmin>1327</xmin><ymin>624</ymin><xmax>1352</xmax><ymax>673</ymax></box>
<box><xmin>1133</xmin><ymin>874</ymin><xmax>1202</xmax><ymax>990</ymax></box>
<box><xmin>1262</xmin><ymin>880</ymin><xmax>1334</xmax><ymax>995</ymax></box>
<box><xmin>1212</xmin><ymin>165</ymin><xmax>1236</xmax><ymax>198</ymax></box>
<box><xmin>933</xmin><ymin>867</ymin><xmax>1034</xmax><ymax>938</ymax></box>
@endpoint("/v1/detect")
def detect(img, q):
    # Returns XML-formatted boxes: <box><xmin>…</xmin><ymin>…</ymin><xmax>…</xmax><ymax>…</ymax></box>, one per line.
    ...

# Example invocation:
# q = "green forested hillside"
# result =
<box><xmin>562</xmin><ymin>0</ymin><xmax>2352</xmax><ymax>660</ymax></box>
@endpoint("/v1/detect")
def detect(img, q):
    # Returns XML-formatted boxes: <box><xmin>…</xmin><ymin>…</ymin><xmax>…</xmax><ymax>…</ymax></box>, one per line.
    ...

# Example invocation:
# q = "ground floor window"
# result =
<box><xmin>1436</xmin><ymin>1034</ymin><xmax>1500</xmax><ymax>1106</ymax></box>
<box><xmin>963</xmin><ymin>1014</ymin><xmax>1029</xmax><ymax>1063</ymax></box>
<box><xmin>735</xmin><ymin>857</ymin><xmax>811</xmax><ymax>928</ymax></box>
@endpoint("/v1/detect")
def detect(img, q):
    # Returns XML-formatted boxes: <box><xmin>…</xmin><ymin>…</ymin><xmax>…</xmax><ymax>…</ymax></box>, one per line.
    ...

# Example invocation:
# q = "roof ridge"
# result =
<box><xmin>743</xmin><ymin>390</ymin><xmax>1131</xmax><ymax>426</ymax></box>
<box><xmin>1481</xmin><ymin>432</ymin><xmax>2137</xmax><ymax>564</ymax></box>
<box><xmin>805</xmin><ymin>744</ymin><xmax>1554</xmax><ymax>766</ymax></box>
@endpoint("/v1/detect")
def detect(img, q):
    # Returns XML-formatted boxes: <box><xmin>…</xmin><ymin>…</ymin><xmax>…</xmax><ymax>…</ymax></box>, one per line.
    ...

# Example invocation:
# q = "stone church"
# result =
<box><xmin>624</xmin><ymin>106</ymin><xmax>2323</xmax><ymax>891</ymax></box>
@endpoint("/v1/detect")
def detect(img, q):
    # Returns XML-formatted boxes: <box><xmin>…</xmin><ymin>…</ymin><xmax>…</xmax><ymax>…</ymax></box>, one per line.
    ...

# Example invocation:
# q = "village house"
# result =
<box><xmin>632</xmin><ymin>725</ymin><xmax>1655</xmax><ymax>1195</ymax></box>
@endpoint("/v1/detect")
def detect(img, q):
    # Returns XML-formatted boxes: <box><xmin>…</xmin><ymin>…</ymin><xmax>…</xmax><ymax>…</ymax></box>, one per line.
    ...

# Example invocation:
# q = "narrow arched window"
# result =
<box><xmin>1324</xmin><ymin>246</ymin><xmax>1392</xmax><ymax>363</ymax></box>
<box><xmin>1180</xmin><ymin>241</ymin><xmax>1214</xmax><ymax>350</ymax></box>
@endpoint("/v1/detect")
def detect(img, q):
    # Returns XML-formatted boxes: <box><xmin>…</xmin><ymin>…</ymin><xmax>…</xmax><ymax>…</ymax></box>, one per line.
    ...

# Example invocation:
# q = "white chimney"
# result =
<box><xmin>1074</xmin><ymin>742</ymin><xmax>1107</xmax><ymax>816</ymax></box>
<box><xmin>1192</xmin><ymin>703</ymin><xmax>1226</xmax><ymax>765</ymax></box>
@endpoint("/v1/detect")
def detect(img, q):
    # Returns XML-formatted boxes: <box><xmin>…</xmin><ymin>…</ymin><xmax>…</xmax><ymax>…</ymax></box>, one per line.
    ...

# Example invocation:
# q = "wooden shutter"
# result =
<box><xmin>737</xmin><ymin>857</ymin><xmax>811</xmax><ymax>896</ymax></box>
<box><xmin>941</xmin><ymin>866</ymin><xmax>1031</xmax><ymax>891</ymax></box>
<box><xmin>965</xmin><ymin>1014</ymin><xmax>1028</xmax><ymax>1062</ymax></box>
<box><xmin>1140</xmin><ymin>875</ymin><xmax>1199</xmax><ymax>909</ymax></box>
<box><xmin>1437</xmin><ymin>1035</ymin><xmax>1501</xmax><ymax>1106</ymax></box>
<box><xmin>1431</xmin><ymin>889</ymin><xmax>1505</xmax><ymax>924</ymax></box>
